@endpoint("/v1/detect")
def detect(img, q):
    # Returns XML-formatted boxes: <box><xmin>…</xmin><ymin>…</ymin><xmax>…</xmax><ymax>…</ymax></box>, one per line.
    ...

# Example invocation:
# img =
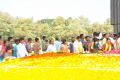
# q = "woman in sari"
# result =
<box><xmin>101</xmin><ymin>38</ymin><xmax>114</xmax><ymax>53</ymax></box>
<box><xmin>88</xmin><ymin>38</ymin><xmax>99</xmax><ymax>53</ymax></box>
<box><xmin>60</xmin><ymin>39</ymin><xmax>69</xmax><ymax>53</ymax></box>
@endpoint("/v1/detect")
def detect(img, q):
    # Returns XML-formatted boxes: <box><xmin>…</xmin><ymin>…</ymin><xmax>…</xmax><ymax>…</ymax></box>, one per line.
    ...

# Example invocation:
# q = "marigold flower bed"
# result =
<box><xmin>0</xmin><ymin>53</ymin><xmax>120</xmax><ymax>80</ymax></box>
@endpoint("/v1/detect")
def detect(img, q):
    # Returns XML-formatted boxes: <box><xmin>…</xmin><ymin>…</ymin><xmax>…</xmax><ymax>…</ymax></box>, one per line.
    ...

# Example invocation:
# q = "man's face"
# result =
<box><xmin>16</xmin><ymin>41</ymin><xmax>19</xmax><ymax>44</ymax></box>
<box><xmin>86</xmin><ymin>37</ymin><xmax>90</xmax><ymax>41</ymax></box>
<box><xmin>106</xmin><ymin>34</ymin><xmax>109</xmax><ymax>38</ymax></box>
<box><xmin>10</xmin><ymin>39</ymin><xmax>14</xmax><ymax>44</ymax></box>
<box><xmin>82</xmin><ymin>36</ymin><xmax>84</xmax><ymax>39</ymax></box>
<box><xmin>71</xmin><ymin>38</ymin><xmax>75</xmax><ymax>42</ymax></box>
<box><xmin>29</xmin><ymin>40</ymin><xmax>32</xmax><ymax>43</ymax></box>
<box><xmin>77</xmin><ymin>38</ymin><xmax>80</xmax><ymax>41</ymax></box>
<box><xmin>110</xmin><ymin>33</ymin><xmax>114</xmax><ymax>37</ymax></box>
<box><xmin>21</xmin><ymin>40</ymin><xmax>24</xmax><ymax>44</ymax></box>
<box><xmin>51</xmin><ymin>39</ymin><xmax>54</xmax><ymax>44</ymax></box>
<box><xmin>0</xmin><ymin>40</ymin><xmax>3</xmax><ymax>45</ymax></box>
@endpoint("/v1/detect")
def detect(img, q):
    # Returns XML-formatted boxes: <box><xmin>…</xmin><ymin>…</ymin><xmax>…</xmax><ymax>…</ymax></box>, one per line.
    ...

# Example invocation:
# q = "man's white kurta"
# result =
<box><xmin>17</xmin><ymin>43</ymin><xmax>28</xmax><ymax>58</ymax></box>
<box><xmin>46</xmin><ymin>44</ymin><xmax>56</xmax><ymax>52</ymax></box>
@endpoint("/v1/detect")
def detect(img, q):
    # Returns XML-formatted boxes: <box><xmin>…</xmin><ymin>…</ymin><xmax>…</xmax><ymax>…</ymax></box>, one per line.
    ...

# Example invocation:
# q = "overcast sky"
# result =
<box><xmin>0</xmin><ymin>0</ymin><xmax>110</xmax><ymax>23</ymax></box>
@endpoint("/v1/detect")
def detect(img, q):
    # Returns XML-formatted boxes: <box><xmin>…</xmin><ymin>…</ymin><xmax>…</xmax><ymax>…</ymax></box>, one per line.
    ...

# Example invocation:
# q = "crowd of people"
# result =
<box><xmin>0</xmin><ymin>32</ymin><xmax>120</xmax><ymax>62</ymax></box>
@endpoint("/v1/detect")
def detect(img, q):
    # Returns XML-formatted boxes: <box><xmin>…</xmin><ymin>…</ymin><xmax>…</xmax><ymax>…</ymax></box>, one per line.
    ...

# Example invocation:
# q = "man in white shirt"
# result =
<box><xmin>46</xmin><ymin>44</ymin><xmax>56</xmax><ymax>52</ymax></box>
<box><xmin>73</xmin><ymin>36</ymin><xmax>84</xmax><ymax>53</ymax></box>
<box><xmin>17</xmin><ymin>37</ymin><xmax>28</xmax><ymax>58</ymax></box>
<box><xmin>46</xmin><ymin>37</ymin><xmax>56</xmax><ymax>52</ymax></box>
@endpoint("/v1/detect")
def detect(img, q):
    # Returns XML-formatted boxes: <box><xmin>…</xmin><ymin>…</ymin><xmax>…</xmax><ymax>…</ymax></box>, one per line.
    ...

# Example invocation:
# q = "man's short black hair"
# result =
<box><xmin>103</xmin><ymin>33</ymin><xmax>107</xmax><ymax>37</ymax></box>
<box><xmin>42</xmin><ymin>36</ymin><xmax>46</xmax><ymax>40</ymax></box>
<box><xmin>19</xmin><ymin>37</ymin><xmax>24</xmax><ymax>42</ymax></box>
<box><xmin>15</xmin><ymin>39</ymin><xmax>19</xmax><ymax>43</ymax></box>
<box><xmin>8</xmin><ymin>37</ymin><xmax>13</xmax><ymax>41</ymax></box>
<box><xmin>55</xmin><ymin>37</ymin><xmax>59</xmax><ymax>41</ymax></box>
<box><xmin>76</xmin><ymin>36</ymin><xmax>80</xmax><ymax>39</ymax></box>
<box><xmin>80</xmin><ymin>34</ymin><xmax>84</xmax><ymax>38</ymax></box>
<box><xmin>0</xmin><ymin>36</ymin><xmax>2</xmax><ymax>40</ymax></box>
<box><xmin>35</xmin><ymin>37</ymin><xmax>39</xmax><ymax>42</ymax></box>
<box><xmin>28</xmin><ymin>38</ymin><xmax>32</xmax><ymax>42</ymax></box>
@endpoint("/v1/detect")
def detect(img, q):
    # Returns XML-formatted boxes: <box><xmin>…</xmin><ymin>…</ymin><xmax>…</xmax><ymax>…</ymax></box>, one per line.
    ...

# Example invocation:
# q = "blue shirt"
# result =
<box><xmin>80</xmin><ymin>39</ymin><xmax>84</xmax><ymax>43</ymax></box>
<box><xmin>55</xmin><ymin>41</ymin><xmax>61</xmax><ymax>52</ymax></box>
<box><xmin>12</xmin><ymin>44</ymin><xmax>17</xmax><ymax>57</ymax></box>
<box><xmin>0</xmin><ymin>53</ymin><xmax>4</xmax><ymax>62</ymax></box>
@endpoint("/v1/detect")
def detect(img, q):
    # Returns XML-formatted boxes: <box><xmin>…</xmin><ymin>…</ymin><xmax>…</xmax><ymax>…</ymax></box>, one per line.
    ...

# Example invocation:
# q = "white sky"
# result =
<box><xmin>0</xmin><ymin>0</ymin><xmax>110</xmax><ymax>23</ymax></box>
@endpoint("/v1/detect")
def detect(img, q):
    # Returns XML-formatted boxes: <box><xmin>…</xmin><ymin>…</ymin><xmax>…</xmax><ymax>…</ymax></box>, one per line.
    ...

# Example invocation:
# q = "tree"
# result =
<box><xmin>0</xmin><ymin>11</ymin><xmax>113</xmax><ymax>39</ymax></box>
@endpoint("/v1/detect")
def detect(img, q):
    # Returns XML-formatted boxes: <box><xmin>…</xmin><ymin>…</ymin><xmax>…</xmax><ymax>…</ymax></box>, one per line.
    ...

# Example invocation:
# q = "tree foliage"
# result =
<box><xmin>0</xmin><ymin>11</ymin><xmax>113</xmax><ymax>39</ymax></box>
